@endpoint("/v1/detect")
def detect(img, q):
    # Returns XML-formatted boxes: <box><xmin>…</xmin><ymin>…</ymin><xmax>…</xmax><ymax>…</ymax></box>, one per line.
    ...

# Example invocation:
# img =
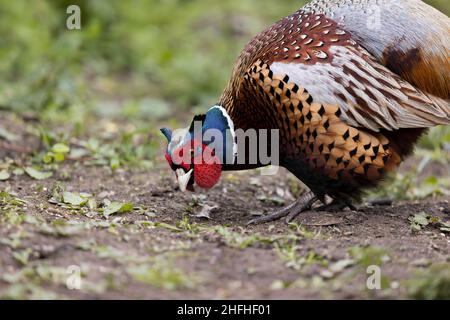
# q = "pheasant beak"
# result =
<box><xmin>176</xmin><ymin>168</ymin><xmax>194</xmax><ymax>192</ymax></box>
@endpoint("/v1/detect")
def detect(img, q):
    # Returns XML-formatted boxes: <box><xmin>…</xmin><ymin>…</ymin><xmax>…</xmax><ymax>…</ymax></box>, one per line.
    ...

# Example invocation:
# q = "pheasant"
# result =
<box><xmin>161</xmin><ymin>0</ymin><xmax>450</xmax><ymax>224</ymax></box>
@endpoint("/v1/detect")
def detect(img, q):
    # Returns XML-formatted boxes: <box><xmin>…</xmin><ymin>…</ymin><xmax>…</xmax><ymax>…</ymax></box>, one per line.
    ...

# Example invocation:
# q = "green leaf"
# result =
<box><xmin>423</xmin><ymin>176</ymin><xmax>438</xmax><ymax>185</ymax></box>
<box><xmin>12</xmin><ymin>168</ymin><xmax>24</xmax><ymax>175</ymax></box>
<box><xmin>440</xmin><ymin>221</ymin><xmax>450</xmax><ymax>228</ymax></box>
<box><xmin>411</xmin><ymin>212</ymin><xmax>430</xmax><ymax>227</ymax></box>
<box><xmin>51</xmin><ymin>143</ymin><xmax>70</xmax><ymax>154</ymax></box>
<box><xmin>88</xmin><ymin>198</ymin><xmax>97</xmax><ymax>210</ymax></box>
<box><xmin>103</xmin><ymin>201</ymin><xmax>133</xmax><ymax>217</ymax></box>
<box><xmin>110</xmin><ymin>158</ymin><xmax>120</xmax><ymax>170</ymax></box>
<box><xmin>440</xmin><ymin>227</ymin><xmax>450</xmax><ymax>233</ymax></box>
<box><xmin>411</xmin><ymin>223</ymin><xmax>422</xmax><ymax>232</ymax></box>
<box><xmin>0</xmin><ymin>170</ymin><xmax>10</xmax><ymax>181</ymax></box>
<box><xmin>53</xmin><ymin>153</ymin><xmax>65</xmax><ymax>162</ymax></box>
<box><xmin>12</xmin><ymin>249</ymin><xmax>31</xmax><ymax>265</ymax></box>
<box><xmin>0</xmin><ymin>127</ymin><xmax>19</xmax><ymax>142</ymax></box>
<box><xmin>24</xmin><ymin>167</ymin><xmax>53</xmax><ymax>180</ymax></box>
<box><xmin>42</xmin><ymin>153</ymin><xmax>54</xmax><ymax>164</ymax></box>
<box><xmin>62</xmin><ymin>192</ymin><xmax>88</xmax><ymax>206</ymax></box>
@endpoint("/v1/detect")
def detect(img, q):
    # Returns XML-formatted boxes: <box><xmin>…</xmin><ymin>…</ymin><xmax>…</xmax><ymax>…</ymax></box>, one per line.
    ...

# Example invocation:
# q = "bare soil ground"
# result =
<box><xmin>1</xmin><ymin>112</ymin><xmax>449</xmax><ymax>299</ymax></box>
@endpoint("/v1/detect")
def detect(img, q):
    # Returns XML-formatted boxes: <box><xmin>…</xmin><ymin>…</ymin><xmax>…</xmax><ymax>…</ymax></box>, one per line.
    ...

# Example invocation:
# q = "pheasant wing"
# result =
<box><xmin>225</xmin><ymin>12</ymin><xmax>450</xmax><ymax>132</ymax></box>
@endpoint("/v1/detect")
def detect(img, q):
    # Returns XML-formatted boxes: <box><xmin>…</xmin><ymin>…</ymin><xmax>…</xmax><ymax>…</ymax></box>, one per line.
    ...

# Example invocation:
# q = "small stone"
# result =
<box><xmin>250</xmin><ymin>210</ymin><xmax>263</xmax><ymax>217</ymax></box>
<box><xmin>411</xmin><ymin>258</ymin><xmax>431</xmax><ymax>267</ymax></box>
<box><xmin>195</xmin><ymin>204</ymin><xmax>219</xmax><ymax>219</ymax></box>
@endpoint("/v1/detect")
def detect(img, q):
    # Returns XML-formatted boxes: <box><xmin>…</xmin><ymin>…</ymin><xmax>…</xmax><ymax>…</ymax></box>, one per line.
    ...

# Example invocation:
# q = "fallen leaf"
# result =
<box><xmin>329</xmin><ymin>259</ymin><xmax>354</xmax><ymax>273</ymax></box>
<box><xmin>51</xmin><ymin>143</ymin><xmax>70</xmax><ymax>154</ymax></box>
<box><xmin>12</xmin><ymin>168</ymin><xmax>24</xmax><ymax>175</ymax></box>
<box><xmin>24</xmin><ymin>167</ymin><xmax>53</xmax><ymax>180</ymax></box>
<box><xmin>0</xmin><ymin>127</ymin><xmax>18</xmax><ymax>142</ymax></box>
<box><xmin>409</xmin><ymin>212</ymin><xmax>431</xmax><ymax>232</ymax></box>
<box><xmin>195</xmin><ymin>204</ymin><xmax>218</xmax><ymax>219</ymax></box>
<box><xmin>63</xmin><ymin>192</ymin><xmax>88</xmax><ymax>206</ymax></box>
<box><xmin>103</xmin><ymin>201</ymin><xmax>134</xmax><ymax>217</ymax></box>
<box><xmin>0</xmin><ymin>170</ymin><xmax>10</xmax><ymax>181</ymax></box>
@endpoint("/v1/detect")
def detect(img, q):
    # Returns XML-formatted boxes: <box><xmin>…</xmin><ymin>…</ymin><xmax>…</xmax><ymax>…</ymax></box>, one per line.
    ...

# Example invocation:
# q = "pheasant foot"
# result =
<box><xmin>247</xmin><ymin>191</ymin><xmax>318</xmax><ymax>225</ymax></box>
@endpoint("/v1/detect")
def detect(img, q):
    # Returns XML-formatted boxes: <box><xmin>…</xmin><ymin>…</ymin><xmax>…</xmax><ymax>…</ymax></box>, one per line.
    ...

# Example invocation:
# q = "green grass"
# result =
<box><xmin>348</xmin><ymin>246</ymin><xmax>390</xmax><ymax>268</ymax></box>
<box><xmin>127</xmin><ymin>255</ymin><xmax>199</xmax><ymax>291</ymax></box>
<box><xmin>406</xmin><ymin>263</ymin><xmax>450</xmax><ymax>299</ymax></box>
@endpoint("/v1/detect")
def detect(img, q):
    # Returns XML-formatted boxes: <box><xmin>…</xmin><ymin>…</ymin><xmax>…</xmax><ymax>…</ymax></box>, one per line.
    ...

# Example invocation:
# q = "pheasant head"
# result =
<box><xmin>161</xmin><ymin>106</ymin><xmax>236</xmax><ymax>192</ymax></box>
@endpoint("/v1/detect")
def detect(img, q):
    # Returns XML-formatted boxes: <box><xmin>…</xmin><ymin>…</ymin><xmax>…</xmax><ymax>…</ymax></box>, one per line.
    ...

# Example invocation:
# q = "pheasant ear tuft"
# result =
<box><xmin>160</xmin><ymin>128</ymin><xmax>172</xmax><ymax>142</ymax></box>
<box><xmin>189</xmin><ymin>114</ymin><xmax>207</xmax><ymax>132</ymax></box>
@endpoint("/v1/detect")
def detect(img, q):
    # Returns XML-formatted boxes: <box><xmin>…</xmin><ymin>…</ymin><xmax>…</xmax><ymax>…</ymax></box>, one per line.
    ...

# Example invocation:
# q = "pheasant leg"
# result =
<box><xmin>247</xmin><ymin>191</ymin><xmax>318</xmax><ymax>225</ymax></box>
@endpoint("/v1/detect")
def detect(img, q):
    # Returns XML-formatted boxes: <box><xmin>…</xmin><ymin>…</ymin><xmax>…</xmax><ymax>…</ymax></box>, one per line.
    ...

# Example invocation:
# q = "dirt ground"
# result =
<box><xmin>0</xmin><ymin>113</ymin><xmax>449</xmax><ymax>299</ymax></box>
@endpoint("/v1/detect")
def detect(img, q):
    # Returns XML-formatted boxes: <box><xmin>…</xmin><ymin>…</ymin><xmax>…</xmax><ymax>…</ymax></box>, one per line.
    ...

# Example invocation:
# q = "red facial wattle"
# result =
<box><xmin>164</xmin><ymin>153</ymin><xmax>172</xmax><ymax>167</ymax></box>
<box><xmin>166</xmin><ymin>140</ymin><xmax>222</xmax><ymax>190</ymax></box>
<box><xmin>193</xmin><ymin>143</ymin><xmax>222</xmax><ymax>189</ymax></box>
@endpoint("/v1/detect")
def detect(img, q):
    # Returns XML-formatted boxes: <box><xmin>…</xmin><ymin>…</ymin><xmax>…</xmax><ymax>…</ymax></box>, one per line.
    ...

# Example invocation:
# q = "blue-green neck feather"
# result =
<box><xmin>188</xmin><ymin>106</ymin><xmax>236</xmax><ymax>165</ymax></box>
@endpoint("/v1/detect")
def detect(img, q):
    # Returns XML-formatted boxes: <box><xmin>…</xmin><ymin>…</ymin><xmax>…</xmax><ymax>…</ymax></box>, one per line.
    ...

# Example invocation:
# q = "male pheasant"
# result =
<box><xmin>161</xmin><ymin>0</ymin><xmax>450</xmax><ymax>224</ymax></box>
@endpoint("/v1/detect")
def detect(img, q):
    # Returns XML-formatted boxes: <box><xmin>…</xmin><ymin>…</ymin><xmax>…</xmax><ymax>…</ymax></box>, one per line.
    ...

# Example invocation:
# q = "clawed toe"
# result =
<box><xmin>246</xmin><ymin>192</ymin><xmax>359</xmax><ymax>225</ymax></box>
<box><xmin>247</xmin><ymin>202</ymin><xmax>295</xmax><ymax>225</ymax></box>
<box><xmin>247</xmin><ymin>191</ymin><xmax>317</xmax><ymax>225</ymax></box>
